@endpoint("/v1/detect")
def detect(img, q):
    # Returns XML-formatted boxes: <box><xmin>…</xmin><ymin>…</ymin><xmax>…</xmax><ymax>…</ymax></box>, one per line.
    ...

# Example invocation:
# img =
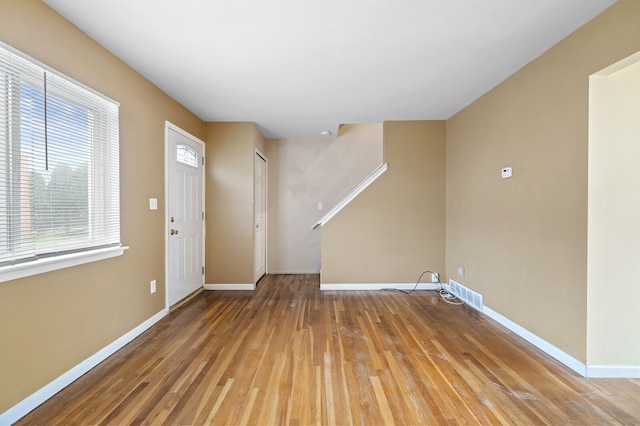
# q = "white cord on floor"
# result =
<box><xmin>404</xmin><ymin>270</ymin><xmax>465</xmax><ymax>305</ymax></box>
<box><xmin>438</xmin><ymin>288</ymin><xmax>464</xmax><ymax>305</ymax></box>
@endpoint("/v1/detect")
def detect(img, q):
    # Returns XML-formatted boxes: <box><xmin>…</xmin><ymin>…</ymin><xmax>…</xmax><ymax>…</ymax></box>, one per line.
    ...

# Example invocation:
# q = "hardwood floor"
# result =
<box><xmin>19</xmin><ymin>274</ymin><xmax>640</xmax><ymax>425</ymax></box>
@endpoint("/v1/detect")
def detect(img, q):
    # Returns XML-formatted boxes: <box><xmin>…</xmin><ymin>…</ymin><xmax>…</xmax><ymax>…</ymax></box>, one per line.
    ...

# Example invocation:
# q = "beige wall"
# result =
<box><xmin>267</xmin><ymin>124</ymin><xmax>383</xmax><ymax>273</ymax></box>
<box><xmin>321</xmin><ymin>121</ymin><xmax>446</xmax><ymax>284</ymax></box>
<box><xmin>2</xmin><ymin>3</ymin><xmax>637</xmax><ymax>416</ymax></box>
<box><xmin>588</xmin><ymin>54</ymin><xmax>640</xmax><ymax>366</ymax></box>
<box><xmin>204</xmin><ymin>122</ymin><xmax>260</xmax><ymax>284</ymax></box>
<box><xmin>446</xmin><ymin>0</ymin><xmax>640</xmax><ymax>362</ymax></box>
<box><xmin>0</xmin><ymin>0</ymin><xmax>204</xmax><ymax>413</ymax></box>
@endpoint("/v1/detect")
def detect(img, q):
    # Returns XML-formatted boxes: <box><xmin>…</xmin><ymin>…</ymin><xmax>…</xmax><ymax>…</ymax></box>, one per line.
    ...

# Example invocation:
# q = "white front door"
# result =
<box><xmin>166</xmin><ymin>123</ymin><xmax>204</xmax><ymax>306</ymax></box>
<box><xmin>254</xmin><ymin>152</ymin><xmax>267</xmax><ymax>283</ymax></box>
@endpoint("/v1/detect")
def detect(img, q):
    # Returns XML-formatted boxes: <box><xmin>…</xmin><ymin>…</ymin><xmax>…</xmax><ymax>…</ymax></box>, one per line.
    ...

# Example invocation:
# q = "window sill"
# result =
<box><xmin>0</xmin><ymin>246</ymin><xmax>129</xmax><ymax>283</ymax></box>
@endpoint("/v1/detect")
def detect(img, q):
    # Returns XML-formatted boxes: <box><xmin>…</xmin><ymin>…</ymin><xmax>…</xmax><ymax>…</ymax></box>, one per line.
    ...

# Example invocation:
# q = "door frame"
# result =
<box><xmin>254</xmin><ymin>149</ymin><xmax>268</xmax><ymax>283</ymax></box>
<box><xmin>164</xmin><ymin>121</ymin><xmax>206</xmax><ymax>309</ymax></box>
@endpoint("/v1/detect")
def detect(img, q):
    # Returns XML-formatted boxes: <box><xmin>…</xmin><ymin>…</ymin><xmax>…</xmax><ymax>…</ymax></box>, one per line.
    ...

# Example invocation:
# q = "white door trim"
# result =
<box><xmin>254</xmin><ymin>149</ymin><xmax>268</xmax><ymax>283</ymax></box>
<box><xmin>164</xmin><ymin>121</ymin><xmax>206</xmax><ymax>309</ymax></box>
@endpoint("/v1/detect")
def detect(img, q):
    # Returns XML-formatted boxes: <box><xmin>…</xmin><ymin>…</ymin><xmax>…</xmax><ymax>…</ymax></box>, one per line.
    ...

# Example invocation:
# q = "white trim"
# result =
<box><xmin>0</xmin><ymin>246</ymin><xmax>128</xmax><ymax>283</ymax></box>
<box><xmin>592</xmin><ymin>50</ymin><xmax>640</xmax><ymax>76</ymax></box>
<box><xmin>0</xmin><ymin>41</ymin><xmax>119</xmax><ymax>106</ymax></box>
<box><xmin>0</xmin><ymin>308</ymin><xmax>168</xmax><ymax>425</ymax></box>
<box><xmin>586</xmin><ymin>365</ymin><xmax>640</xmax><ymax>378</ymax></box>
<box><xmin>164</xmin><ymin>121</ymin><xmax>206</xmax><ymax>309</ymax></box>
<box><xmin>204</xmin><ymin>283</ymin><xmax>255</xmax><ymax>291</ymax></box>
<box><xmin>320</xmin><ymin>283</ymin><xmax>441</xmax><ymax>291</ymax></box>
<box><xmin>312</xmin><ymin>163</ymin><xmax>388</xmax><ymax>229</ymax></box>
<box><xmin>254</xmin><ymin>149</ymin><xmax>268</xmax><ymax>284</ymax></box>
<box><xmin>482</xmin><ymin>305</ymin><xmax>587</xmax><ymax>376</ymax></box>
<box><xmin>322</xmin><ymin>281</ymin><xmax>638</xmax><ymax>378</ymax></box>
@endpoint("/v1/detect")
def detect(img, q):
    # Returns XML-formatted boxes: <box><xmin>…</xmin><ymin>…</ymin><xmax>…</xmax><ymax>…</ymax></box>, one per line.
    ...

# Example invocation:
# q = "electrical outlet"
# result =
<box><xmin>431</xmin><ymin>272</ymin><xmax>439</xmax><ymax>283</ymax></box>
<box><xmin>150</xmin><ymin>279</ymin><xmax>156</xmax><ymax>294</ymax></box>
<box><xmin>457</xmin><ymin>267</ymin><xmax>465</xmax><ymax>277</ymax></box>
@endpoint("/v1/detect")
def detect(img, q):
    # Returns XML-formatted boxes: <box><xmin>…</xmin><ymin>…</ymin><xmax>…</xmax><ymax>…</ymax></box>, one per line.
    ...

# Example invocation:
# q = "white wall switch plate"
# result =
<box><xmin>149</xmin><ymin>198</ymin><xmax>158</xmax><ymax>210</ymax></box>
<box><xmin>458</xmin><ymin>267</ymin><xmax>465</xmax><ymax>277</ymax></box>
<box><xmin>150</xmin><ymin>279</ymin><xmax>156</xmax><ymax>294</ymax></box>
<box><xmin>501</xmin><ymin>167</ymin><xmax>513</xmax><ymax>178</ymax></box>
<box><xmin>317</xmin><ymin>202</ymin><xmax>323</xmax><ymax>211</ymax></box>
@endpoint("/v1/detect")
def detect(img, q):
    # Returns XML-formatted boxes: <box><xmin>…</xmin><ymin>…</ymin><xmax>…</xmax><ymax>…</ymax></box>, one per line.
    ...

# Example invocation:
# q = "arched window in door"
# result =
<box><xmin>176</xmin><ymin>144</ymin><xmax>198</xmax><ymax>168</ymax></box>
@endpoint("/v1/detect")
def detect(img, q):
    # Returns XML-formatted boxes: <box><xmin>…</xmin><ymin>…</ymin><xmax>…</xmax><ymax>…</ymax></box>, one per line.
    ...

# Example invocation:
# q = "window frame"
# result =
<box><xmin>0</xmin><ymin>42</ymin><xmax>127</xmax><ymax>283</ymax></box>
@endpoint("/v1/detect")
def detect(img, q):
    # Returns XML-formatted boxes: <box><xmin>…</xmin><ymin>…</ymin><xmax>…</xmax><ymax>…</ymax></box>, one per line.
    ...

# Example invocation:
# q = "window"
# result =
<box><xmin>0</xmin><ymin>42</ymin><xmax>122</xmax><ymax>281</ymax></box>
<box><xmin>176</xmin><ymin>144</ymin><xmax>198</xmax><ymax>168</ymax></box>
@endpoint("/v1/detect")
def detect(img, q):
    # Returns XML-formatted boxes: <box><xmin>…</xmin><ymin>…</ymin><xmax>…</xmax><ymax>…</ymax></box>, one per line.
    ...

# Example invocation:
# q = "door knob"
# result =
<box><xmin>170</xmin><ymin>229</ymin><xmax>179</xmax><ymax>235</ymax></box>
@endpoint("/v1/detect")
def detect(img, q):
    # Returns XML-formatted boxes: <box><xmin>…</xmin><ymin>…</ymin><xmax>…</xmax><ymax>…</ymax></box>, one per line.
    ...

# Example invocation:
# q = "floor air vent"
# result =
<box><xmin>448</xmin><ymin>279</ymin><xmax>484</xmax><ymax>311</ymax></box>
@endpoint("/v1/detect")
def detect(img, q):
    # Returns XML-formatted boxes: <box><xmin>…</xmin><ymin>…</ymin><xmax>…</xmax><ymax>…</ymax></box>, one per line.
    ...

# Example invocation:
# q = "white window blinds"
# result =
<box><xmin>0</xmin><ymin>42</ymin><xmax>120</xmax><ymax>267</ymax></box>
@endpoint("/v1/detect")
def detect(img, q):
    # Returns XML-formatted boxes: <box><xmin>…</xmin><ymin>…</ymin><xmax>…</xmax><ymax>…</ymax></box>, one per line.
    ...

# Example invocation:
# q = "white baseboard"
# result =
<box><xmin>204</xmin><ymin>283</ymin><xmax>255</xmax><ymax>291</ymax></box>
<box><xmin>586</xmin><ymin>365</ymin><xmax>640</xmax><ymax>378</ymax></box>
<box><xmin>483</xmin><ymin>305</ymin><xmax>640</xmax><ymax>378</ymax></box>
<box><xmin>482</xmin><ymin>306</ymin><xmax>587</xmax><ymax>377</ymax></box>
<box><xmin>320</xmin><ymin>283</ymin><xmax>441</xmax><ymax>291</ymax></box>
<box><xmin>0</xmin><ymin>308</ymin><xmax>168</xmax><ymax>425</ymax></box>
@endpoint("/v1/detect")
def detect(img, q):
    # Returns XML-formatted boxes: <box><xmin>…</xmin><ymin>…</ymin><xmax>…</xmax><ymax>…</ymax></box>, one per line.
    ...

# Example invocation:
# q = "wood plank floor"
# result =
<box><xmin>19</xmin><ymin>274</ymin><xmax>640</xmax><ymax>425</ymax></box>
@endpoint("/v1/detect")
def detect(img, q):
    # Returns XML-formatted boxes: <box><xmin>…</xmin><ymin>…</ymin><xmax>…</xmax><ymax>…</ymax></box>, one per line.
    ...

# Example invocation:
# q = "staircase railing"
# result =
<box><xmin>311</xmin><ymin>162</ymin><xmax>388</xmax><ymax>229</ymax></box>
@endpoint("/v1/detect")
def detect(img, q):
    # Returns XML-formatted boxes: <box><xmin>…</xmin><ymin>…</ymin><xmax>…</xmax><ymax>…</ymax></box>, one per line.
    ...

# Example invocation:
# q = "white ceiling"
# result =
<box><xmin>44</xmin><ymin>0</ymin><xmax>615</xmax><ymax>139</ymax></box>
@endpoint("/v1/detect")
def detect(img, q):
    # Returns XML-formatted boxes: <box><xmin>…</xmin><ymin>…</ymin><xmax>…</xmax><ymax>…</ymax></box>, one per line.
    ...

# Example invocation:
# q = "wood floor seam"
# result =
<box><xmin>17</xmin><ymin>274</ymin><xmax>640</xmax><ymax>425</ymax></box>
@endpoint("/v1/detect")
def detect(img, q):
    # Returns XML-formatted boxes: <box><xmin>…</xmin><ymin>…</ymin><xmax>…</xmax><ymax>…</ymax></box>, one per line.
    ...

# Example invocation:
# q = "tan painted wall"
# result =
<box><xmin>321</xmin><ymin>121</ymin><xmax>446</xmax><ymax>284</ymax></box>
<box><xmin>267</xmin><ymin>124</ymin><xmax>383</xmax><ymax>273</ymax></box>
<box><xmin>588</xmin><ymin>54</ymin><xmax>640</xmax><ymax>366</ymax></box>
<box><xmin>0</xmin><ymin>0</ymin><xmax>204</xmax><ymax>412</ymax></box>
<box><xmin>446</xmin><ymin>0</ymin><xmax>640</xmax><ymax>362</ymax></box>
<box><xmin>204</xmin><ymin>122</ymin><xmax>258</xmax><ymax>284</ymax></box>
